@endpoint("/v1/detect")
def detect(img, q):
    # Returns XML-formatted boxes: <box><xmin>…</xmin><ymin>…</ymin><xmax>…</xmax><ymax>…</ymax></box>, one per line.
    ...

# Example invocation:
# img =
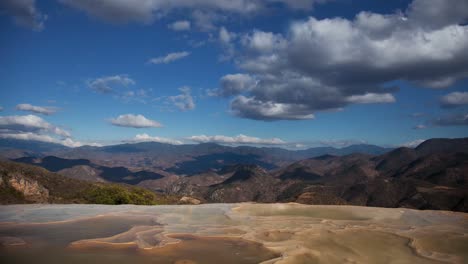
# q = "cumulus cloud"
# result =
<box><xmin>87</xmin><ymin>75</ymin><xmax>150</xmax><ymax>103</ymax></box>
<box><xmin>88</xmin><ymin>75</ymin><xmax>135</xmax><ymax>94</ymax></box>
<box><xmin>345</xmin><ymin>93</ymin><xmax>396</xmax><ymax>104</ymax></box>
<box><xmin>168</xmin><ymin>20</ymin><xmax>191</xmax><ymax>31</ymax></box>
<box><xmin>130</xmin><ymin>133</ymin><xmax>183</xmax><ymax>145</ymax></box>
<box><xmin>440</xmin><ymin>92</ymin><xmax>468</xmax><ymax>108</ymax></box>
<box><xmin>188</xmin><ymin>134</ymin><xmax>286</xmax><ymax>145</ymax></box>
<box><xmin>0</xmin><ymin>114</ymin><xmax>92</xmax><ymax>147</ymax></box>
<box><xmin>16</xmin><ymin>103</ymin><xmax>58</xmax><ymax>115</ymax></box>
<box><xmin>58</xmin><ymin>0</ymin><xmax>327</xmax><ymax>26</ymax></box>
<box><xmin>217</xmin><ymin>0</ymin><xmax>468</xmax><ymax>120</ymax></box>
<box><xmin>169</xmin><ymin>86</ymin><xmax>195</xmax><ymax>111</ymax></box>
<box><xmin>191</xmin><ymin>9</ymin><xmax>222</xmax><ymax>31</ymax></box>
<box><xmin>0</xmin><ymin>114</ymin><xmax>70</xmax><ymax>137</ymax></box>
<box><xmin>400</xmin><ymin>139</ymin><xmax>426</xmax><ymax>148</ymax></box>
<box><xmin>148</xmin><ymin>51</ymin><xmax>190</xmax><ymax>64</ymax></box>
<box><xmin>0</xmin><ymin>132</ymin><xmax>100</xmax><ymax>148</ymax></box>
<box><xmin>241</xmin><ymin>30</ymin><xmax>287</xmax><ymax>53</ymax></box>
<box><xmin>407</xmin><ymin>0</ymin><xmax>468</xmax><ymax>30</ymax></box>
<box><xmin>0</xmin><ymin>0</ymin><xmax>47</xmax><ymax>31</ymax></box>
<box><xmin>433</xmin><ymin>113</ymin><xmax>468</xmax><ymax>126</ymax></box>
<box><xmin>217</xmin><ymin>26</ymin><xmax>238</xmax><ymax>59</ymax></box>
<box><xmin>231</xmin><ymin>95</ymin><xmax>315</xmax><ymax>120</ymax></box>
<box><xmin>214</xmin><ymin>74</ymin><xmax>257</xmax><ymax>97</ymax></box>
<box><xmin>110</xmin><ymin>114</ymin><xmax>162</xmax><ymax>128</ymax></box>
<box><xmin>219</xmin><ymin>26</ymin><xmax>236</xmax><ymax>44</ymax></box>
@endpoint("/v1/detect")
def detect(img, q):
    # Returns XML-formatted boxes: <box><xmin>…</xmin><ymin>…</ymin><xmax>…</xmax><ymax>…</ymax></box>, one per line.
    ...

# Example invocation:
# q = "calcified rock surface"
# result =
<box><xmin>7</xmin><ymin>174</ymin><xmax>49</xmax><ymax>203</ymax></box>
<box><xmin>0</xmin><ymin>204</ymin><xmax>467</xmax><ymax>264</ymax></box>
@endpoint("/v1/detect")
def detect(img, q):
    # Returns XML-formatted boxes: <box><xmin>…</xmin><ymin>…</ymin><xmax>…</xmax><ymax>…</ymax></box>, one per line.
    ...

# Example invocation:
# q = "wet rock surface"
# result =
<box><xmin>0</xmin><ymin>203</ymin><xmax>466</xmax><ymax>264</ymax></box>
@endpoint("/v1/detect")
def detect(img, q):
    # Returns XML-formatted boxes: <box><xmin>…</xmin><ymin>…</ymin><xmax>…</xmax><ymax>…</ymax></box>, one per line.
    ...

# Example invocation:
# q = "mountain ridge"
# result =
<box><xmin>0</xmin><ymin>138</ymin><xmax>392</xmax><ymax>155</ymax></box>
<box><xmin>1</xmin><ymin>138</ymin><xmax>393</xmax><ymax>173</ymax></box>
<box><xmin>1</xmin><ymin>137</ymin><xmax>467</xmax><ymax>212</ymax></box>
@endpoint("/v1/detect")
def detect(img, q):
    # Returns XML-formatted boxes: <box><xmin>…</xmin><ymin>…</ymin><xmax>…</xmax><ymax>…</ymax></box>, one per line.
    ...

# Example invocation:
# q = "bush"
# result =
<box><xmin>84</xmin><ymin>185</ymin><xmax>157</xmax><ymax>205</ymax></box>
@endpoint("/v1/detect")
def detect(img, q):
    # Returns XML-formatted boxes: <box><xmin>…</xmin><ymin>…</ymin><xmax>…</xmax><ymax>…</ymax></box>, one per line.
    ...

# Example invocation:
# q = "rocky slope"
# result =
<box><xmin>13</xmin><ymin>156</ymin><xmax>165</xmax><ymax>184</ymax></box>
<box><xmin>0</xmin><ymin>160</ymin><xmax>177</xmax><ymax>205</ymax></box>
<box><xmin>171</xmin><ymin>138</ymin><xmax>468</xmax><ymax>212</ymax></box>
<box><xmin>3</xmin><ymin>137</ymin><xmax>467</xmax><ymax>212</ymax></box>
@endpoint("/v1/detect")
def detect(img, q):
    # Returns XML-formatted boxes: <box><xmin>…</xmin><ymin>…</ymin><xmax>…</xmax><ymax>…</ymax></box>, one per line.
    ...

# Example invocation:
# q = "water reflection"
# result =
<box><xmin>0</xmin><ymin>204</ymin><xmax>466</xmax><ymax>264</ymax></box>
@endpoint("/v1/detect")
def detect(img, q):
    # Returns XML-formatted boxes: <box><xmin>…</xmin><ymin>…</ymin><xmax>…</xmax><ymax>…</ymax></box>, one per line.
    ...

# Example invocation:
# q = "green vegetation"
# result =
<box><xmin>0</xmin><ymin>183</ymin><xmax>25</xmax><ymax>204</ymax></box>
<box><xmin>83</xmin><ymin>184</ymin><xmax>158</xmax><ymax>205</ymax></box>
<box><xmin>0</xmin><ymin>160</ymin><xmax>178</xmax><ymax>205</ymax></box>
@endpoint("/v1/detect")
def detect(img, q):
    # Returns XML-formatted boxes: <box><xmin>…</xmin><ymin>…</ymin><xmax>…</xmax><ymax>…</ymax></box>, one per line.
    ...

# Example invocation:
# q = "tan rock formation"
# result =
<box><xmin>179</xmin><ymin>196</ymin><xmax>201</xmax><ymax>205</ymax></box>
<box><xmin>8</xmin><ymin>174</ymin><xmax>49</xmax><ymax>203</ymax></box>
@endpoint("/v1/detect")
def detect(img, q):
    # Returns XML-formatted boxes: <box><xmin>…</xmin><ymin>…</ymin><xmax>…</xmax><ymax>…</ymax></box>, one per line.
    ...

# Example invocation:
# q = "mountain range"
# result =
<box><xmin>1</xmin><ymin>137</ymin><xmax>467</xmax><ymax>212</ymax></box>
<box><xmin>0</xmin><ymin>138</ymin><xmax>392</xmax><ymax>173</ymax></box>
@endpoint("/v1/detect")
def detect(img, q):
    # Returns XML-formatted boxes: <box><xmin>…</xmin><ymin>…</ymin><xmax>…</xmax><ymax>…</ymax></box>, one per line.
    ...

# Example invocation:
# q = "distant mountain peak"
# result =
<box><xmin>222</xmin><ymin>164</ymin><xmax>267</xmax><ymax>184</ymax></box>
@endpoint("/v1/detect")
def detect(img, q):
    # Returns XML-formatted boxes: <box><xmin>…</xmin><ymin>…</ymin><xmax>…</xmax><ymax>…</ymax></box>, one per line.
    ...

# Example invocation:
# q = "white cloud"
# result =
<box><xmin>215</xmin><ymin>74</ymin><xmax>257</xmax><ymax>97</ymax></box>
<box><xmin>59</xmin><ymin>138</ymin><xmax>87</xmax><ymax>148</ymax></box>
<box><xmin>220</xmin><ymin>0</ymin><xmax>468</xmax><ymax>120</ymax></box>
<box><xmin>0</xmin><ymin>132</ymin><xmax>55</xmax><ymax>144</ymax></box>
<box><xmin>0</xmin><ymin>132</ymin><xmax>100</xmax><ymax>148</ymax></box>
<box><xmin>16</xmin><ymin>103</ymin><xmax>58</xmax><ymax>115</ymax></box>
<box><xmin>315</xmin><ymin>139</ymin><xmax>367</xmax><ymax>148</ymax></box>
<box><xmin>188</xmin><ymin>134</ymin><xmax>286</xmax><ymax>145</ymax></box>
<box><xmin>219</xmin><ymin>26</ymin><xmax>235</xmax><ymax>44</ymax></box>
<box><xmin>0</xmin><ymin>114</ymin><xmax>70</xmax><ymax>137</ymax></box>
<box><xmin>169</xmin><ymin>86</ymin><xmax>195</xmax><ymax>111</ymax></box>
<box><xmin>241</xmin><ymin>30</ymin><xmax>287</xmax><ymax>53</ymax></box>
<box><xmin>231</xmin><ymin>95</ymin><xmax>315</xmax><ymax>120</ymax></box>
<box><xmin>345</xmin><ymin>93</ymin><xmax>396</xmax><ymax>104</ymax></box>
<box><xmin>148</xmin><ymin>51</ymin><xmax>190</xmax><ymax>64</ymax></box>
<box><xmin>168</xmin><ymin>20</ymin><xmax>191</xmax><ymax>31</ymax></box>
<box><xmin>0</xmin><ymin>114</ymin><xmax>94</xmax><ymax>148</ymax></box>
<box><xmin>440</xmin><ymin>92</ymin><xmax>468</xmax><ymax>108</ymax></box>
<box><xmin>191</xmin><ymin>9</ymin><xmax>221</xmax><ymax>31</ymax></box>
<box><xmin>110</xmin><ymin>114</ymin><xmax>162</xmax><ymax>128</ymax></box>
<box><xmin>285</xmin><ymin>13</ymin><xmax>467</xmax><ymax>77</ymax></box>
<box><xmin>88</xmin><ymin>74</ymin><xmax>135</xmax><ymax>93</ymax></box>
<box><xmin>218</xmin><ymin>26</ymin><xmax>238</xmax><ymax>60</ymax></box>
<box><xmin>408</xmin><ymin>0</ymin><xmax>468</xmax><ymax>29</ymax></box>
<box><xmin>400</xmin><ymin>139</ymin><xmax>426</xmax><ymax>148</ymax></box>
<box><xmin>0</xmin><ymin>132</ymin><xmax>64</xmax><ymax>146</ymax></box>
<box><xmin>0</xmin><ymin>0</ymin><xmax>47</xmax><ymax>31</ymax></box>
<box><xmin>131</xmin><ymin>133</ymin><xmax>183</xmax><ymax>145</ymax></box>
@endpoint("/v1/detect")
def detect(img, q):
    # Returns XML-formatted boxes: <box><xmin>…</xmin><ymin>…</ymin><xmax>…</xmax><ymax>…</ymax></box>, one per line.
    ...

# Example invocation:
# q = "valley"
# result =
<box><xmin>2</xmin><ymin>1</ymin><xmax>468</xmax><ymax>263</ymax></box>
<box><xmin>1</xmin><ymin>137</ymin><xmax>467</xmax><ymax>212</ymax></box>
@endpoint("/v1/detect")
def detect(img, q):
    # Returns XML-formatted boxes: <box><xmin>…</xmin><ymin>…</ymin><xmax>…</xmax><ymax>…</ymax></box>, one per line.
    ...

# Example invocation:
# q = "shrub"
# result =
<box><xmin>84</xmin><ymin>185</ymin><xmax>157</xmax><ymax>205</ymax></box>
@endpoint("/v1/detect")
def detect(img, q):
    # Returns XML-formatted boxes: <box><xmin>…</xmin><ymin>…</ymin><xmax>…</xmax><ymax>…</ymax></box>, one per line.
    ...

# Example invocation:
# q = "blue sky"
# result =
<box><xmin>0</xmin><ymin>0</ymin><xmax>467</xmax><ymax>148</ymax></box>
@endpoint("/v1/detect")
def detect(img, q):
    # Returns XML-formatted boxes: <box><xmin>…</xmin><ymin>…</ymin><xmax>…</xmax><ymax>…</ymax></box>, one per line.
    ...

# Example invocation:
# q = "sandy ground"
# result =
<box><xmin>0</xmin><ymin>203</ymin><xmax>467</xmax><ymax>263</ymax></box>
